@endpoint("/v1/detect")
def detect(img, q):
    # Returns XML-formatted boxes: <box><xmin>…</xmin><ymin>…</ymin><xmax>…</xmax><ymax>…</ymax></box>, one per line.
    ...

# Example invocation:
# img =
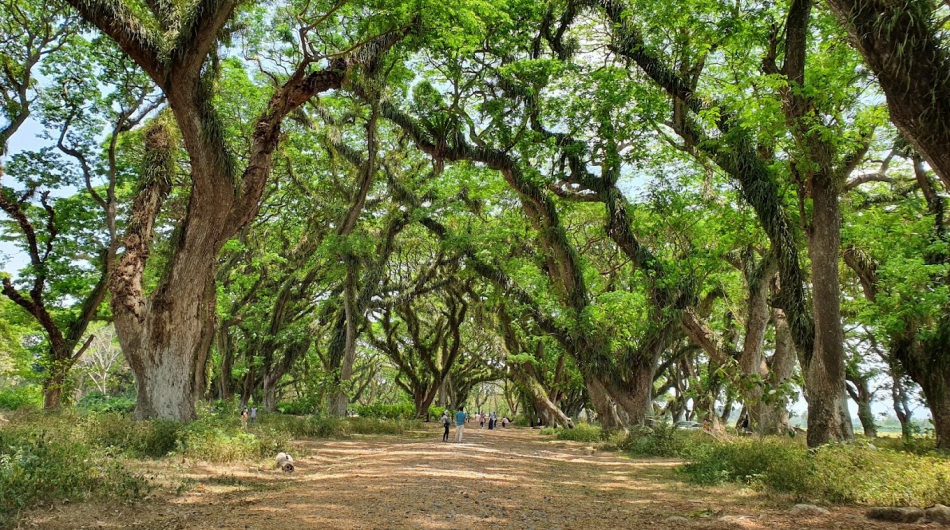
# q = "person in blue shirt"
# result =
<box><xmin>454</xmin><ymin>406</ymin><xmax>467</xmax><ymax>442</ymax></box>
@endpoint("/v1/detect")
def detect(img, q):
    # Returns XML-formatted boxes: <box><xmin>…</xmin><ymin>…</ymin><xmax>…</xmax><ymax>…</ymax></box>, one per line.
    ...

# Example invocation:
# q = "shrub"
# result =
<box><xmin>617</xmin><ymin>422</ymin><xmax>701</xmax><ymax>457</ymax></box>
<box><xmin>539</xmin><ymin>423</ymin><xmax>603</xmax><ymax>443</ymax></box>
<box><xmin>346</xmin><ymin>417</ymin><xmax>422</xmax><ymax>435</ymax></box>
<box><xmin>276</xmin><ymin>396</ymin><xmax>319</xmax><ymax>415</ymax></box>
<box><xmin>173</xmin><ymin>418</ymin><xmax>290</xmax><ymax>462</ymax></box>
<box><xmin>678</xmin><ymin>437</ymin><xmax>950</xmax><ymax>506</ymax></box>
<box><xmin>0</xmin><ymin>423</ymin><xmax>149</xmax><ymax>526</ymax></box>
<box><xmin>353</xmin><ymin>402</ymin><xmax>416</xmax><ymax>420</ymax></box>
<box><xmin>267</xmin><ymin>415</ymin><xmax>347</xmax><ymax>438</ymax></box>
<box><xmin>77</xmin><ymin>392</ymin><xmax>136</xmax><ymax>414</ymax></box>
<box><xmin>82</xmin><ymin>413</ymin><xmax>182</xmax><ymax>458</ymax></box>
<box><xmin>809</xmin><ymin>444</ymin><xmax>950</xmax><ymax>506</ymax></box>
<box><xmin>679</xmin><ymin>438</ymin><xmax>812</xmax><ymax>489</ymax></box>
<box><xmin>0</xmin><ymin>385</ymin><xmax>42</xmax><ymax>411</ymax></box>
<box><xmin>266</xmin><ymin>414</ymin><xmax>419</xmax><ymax>437</ymax></box>
<box><xmin>513</xmin><ymin>415</ymin><xmax>533</xmax><ymax>427</ymax></box>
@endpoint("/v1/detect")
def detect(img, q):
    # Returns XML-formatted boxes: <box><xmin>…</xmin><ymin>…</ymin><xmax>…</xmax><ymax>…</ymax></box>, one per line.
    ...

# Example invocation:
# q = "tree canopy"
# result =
<box><xmin>1</xmin><ymin>0</ymin><xmax>948</xmax><ymax>448</ymax></box>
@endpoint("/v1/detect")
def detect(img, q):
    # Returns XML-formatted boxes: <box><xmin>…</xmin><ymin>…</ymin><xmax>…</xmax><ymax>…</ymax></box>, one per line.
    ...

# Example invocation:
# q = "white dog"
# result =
<box><xmin>276</xmin><ymin>452</ymin><xmax>295</xmax><ymax>472</ymax></box>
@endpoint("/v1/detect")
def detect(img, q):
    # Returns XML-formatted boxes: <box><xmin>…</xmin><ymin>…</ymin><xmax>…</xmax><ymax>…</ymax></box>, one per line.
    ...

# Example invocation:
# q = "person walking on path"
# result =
<box><xmin>489</xmin><ymin>411</ymin><xmax>497</xmax><ymax>430</ymax></box>
<box><xmin>250</xmin><ymin>406</ymin><xmax>258</xmax><ymax>426</ymax></box>
<box><xmin>455</xmin><ymin>407</ymin><xmax>467</xmax><ymax>442</ymax></box>
<box><xmin>241</xmin><ymin>407</ymin><xmax>249</xmax><ymax>431</ymax></box>
<box><xmin>441</xmin><ymin>410</ymin><xmax>451</xmax><ymax>442</ymax></box>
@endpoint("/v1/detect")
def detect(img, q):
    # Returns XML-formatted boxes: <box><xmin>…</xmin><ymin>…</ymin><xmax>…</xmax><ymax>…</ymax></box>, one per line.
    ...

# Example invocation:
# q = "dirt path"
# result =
<box><xmin>23</xmin><ymin>425</ymin><xmax>910</xmax><ymax>529</ymax></box>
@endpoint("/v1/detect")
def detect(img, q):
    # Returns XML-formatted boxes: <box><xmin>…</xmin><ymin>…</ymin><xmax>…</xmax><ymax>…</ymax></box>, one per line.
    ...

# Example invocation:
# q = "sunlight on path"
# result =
<box><xmin>26</xmin><ymin>426</ymin><xmax>895</xmax><ymax>530</ymax></box>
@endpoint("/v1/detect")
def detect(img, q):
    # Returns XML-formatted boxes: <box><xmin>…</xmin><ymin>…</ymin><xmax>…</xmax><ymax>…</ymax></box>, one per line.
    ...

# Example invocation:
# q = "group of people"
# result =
<box><xmin>473</xmin><ymin>410</ymin><xmax>506</xmax><ymax>429</ymax></box>
<box><xmin>440</xmin><ymin>407</ymin><xmax>512</xmax><ymax>442</ymax></box>
<box><xmin>240</xmin><ymin>405</ymin><xmax>258</xmax><ymax>430</ymax></box>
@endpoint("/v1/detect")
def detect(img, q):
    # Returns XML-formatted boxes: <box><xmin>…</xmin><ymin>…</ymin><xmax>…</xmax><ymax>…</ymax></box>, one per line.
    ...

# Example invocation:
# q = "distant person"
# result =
<box><xmin>250</xmin><ymin>406</ymin><xmax>258</xmax><ymax>425</ymax></box>
<box><xmin>479</xmin><ymin>412</ymin><xmax>485</xmax><ymax>429</ymax></box>
<box><xmin>441</xmin><ymin>410</ymin><xmax>451</xmax><ymax>442</ymax></box>
<box><xmin>501</xmin><ymin>416</ymin><xmax>509</xmax><ymax>428</ymax></box>
<box><xmin>455</xmin><ymin>407</ymin><xmax>467</xmax><ymax>442</ymax></box>
<box><xmin>489</xmin><ymin>411</ymin><xmax>497</xmax><ymax>430</ymax></box>
<box><xmin>241</xmin><ymin>407</ymin><xmax>249</xmax><ymax>430</ymax></box>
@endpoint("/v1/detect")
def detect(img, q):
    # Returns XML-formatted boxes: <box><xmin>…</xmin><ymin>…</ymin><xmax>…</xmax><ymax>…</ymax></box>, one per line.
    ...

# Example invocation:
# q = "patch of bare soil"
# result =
<box><xmin>19</xmin><ymin>425</ymin><xmax>922</xmax><ymax>529</ymax></box>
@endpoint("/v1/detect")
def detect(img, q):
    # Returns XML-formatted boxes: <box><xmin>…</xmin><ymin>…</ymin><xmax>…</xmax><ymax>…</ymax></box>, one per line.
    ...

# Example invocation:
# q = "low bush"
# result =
<box><xmin>174</xmin><ymin>419</ymin><xmax>290</xmax><ymax>462</ymax></box>
<box><xmin>77</xmin><ymin>392</ymin><xmax>136</xmax><ymax>414</ymax></box>
<box><xmin>266</xmin><ymin>415</ymin><xmax>347</xmax><ymax>438</ymax></box>
<box><xmin>346</xmin><ymin>417</ymin><xmax>421</xmax><ymax>435</ymax></box>
<box><xmin>540</xmin><ymin>423</ymin><xmax>603</xmax><ymax>443</ymax></box>
<box><xmin>266</xmin><ymin>414</ymin><xmax>420</xmax><ymax>437</ymax></box>
<box><xmin>615</xmin><ymin>422</ymin><xmax>705</xmax><ymax>457</ymax></box>
<box><xmin>82</xmin><ymin>413</ymin><xmax>182</xmax><ymax>458</ymax></box>
<box><xmin>0</xmin><ymin>385</ymin><xmax>42</xmax><ymax>411</ymax></box>
<box><xmin>678</xmin><ymin>437</ymin><xmax>950</xmax><ymax>506</ymax></box>
<box><xmin>0</xmin><ymin>422</ymin><xmax>149</xmax><ymax>526</ymax></box>
<box><xmin>678</xmin><ymin>438</ymin><xmax>812</xmax><ymax>489</ymax></box>
<box><xmin>276</xmin><ymin>396</ymin><xmax>319</xmax><ymax>415</ymax></box>
<box><xmin>353</xmin><ymin>402</ymin><xmax>416</xmax><ymax>420</ymax></box>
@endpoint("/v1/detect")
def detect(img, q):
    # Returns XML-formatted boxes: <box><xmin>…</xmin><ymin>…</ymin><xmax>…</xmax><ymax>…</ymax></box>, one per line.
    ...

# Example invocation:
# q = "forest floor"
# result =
<box><xmin>20</xmin><ymin>424</ymin><xmax>914</xmax><ymax>530</ymax></box>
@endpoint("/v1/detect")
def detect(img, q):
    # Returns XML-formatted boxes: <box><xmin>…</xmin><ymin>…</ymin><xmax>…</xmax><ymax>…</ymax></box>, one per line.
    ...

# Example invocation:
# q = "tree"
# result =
<box><xmin>65</xmin><ymin>0</ymin><xmax>410</xmax><ymax>420</ymax></box>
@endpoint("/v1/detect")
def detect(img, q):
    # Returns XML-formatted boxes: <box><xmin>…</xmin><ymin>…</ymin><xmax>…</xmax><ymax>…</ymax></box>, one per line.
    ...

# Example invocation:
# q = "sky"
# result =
<box><xmin>0</xmin><ymin>116</ymin><xmax>50</xmax><ymax>275</ymax></box>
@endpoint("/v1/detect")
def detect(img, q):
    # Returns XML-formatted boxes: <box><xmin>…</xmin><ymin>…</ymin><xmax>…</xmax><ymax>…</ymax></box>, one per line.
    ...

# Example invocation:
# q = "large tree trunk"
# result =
<box><xmin>216</xmin><ymin>323</ymin><xmax>234</xmax><ymax>401</ymax></box>
<box><xmin>803</xmin><ymin>173</ymin><xmax>849</xmax><ymax>445</ymax></box>
<box><xmin>587</xmin><ymin>378</ymin><xmax>622</xmax><ymax>430</ymax></box>
<box><xmin>738</xmin><ymin>255</ymin><xmax>773</xmax><ymax>433</ymax></box>
<box><xmin>898</xmin><ymin>342</ymin><xmax>950</xmax><ymax>448</ymax></box>
<box><xmin>512</xmin><ymin>365</ymin><xmax>574</xmax><ymax>428</ymax></box>
<box><xmin>891</xmin><ymin>372</ymin><xmax>915</xmax><ymax>441</ymax></box>
<box><xmin>120</xmin><ymin>274</ymin><xmax>216</xmax><ymax>421</ymax></box>
<box><xmin>42</xmin><ymin>368</ymin><xmax>66</xmax><ymax>410</ymax></box>
<box><xmin>67</xmin><ymin>0</ymin><xmax>404</xmax><ymax>422</ymax></box>
<box><xmin>413</xmin><ymin>386</ymin><xmax>441</xmax><ymax>419</ymax></box>
<box><xmin>329</xmin><ymin>260</ymin><xmax>360</xmax><ymax>416</ymax></box>
<box><xmin>603</xmin><ymin>357</ymin><xmax>656</xmax><ymax>426</ymax></box>
<box><xmin>778</xmin><ymin>0</ymin><xmax>851</xmax><ymax>447</ymax></box>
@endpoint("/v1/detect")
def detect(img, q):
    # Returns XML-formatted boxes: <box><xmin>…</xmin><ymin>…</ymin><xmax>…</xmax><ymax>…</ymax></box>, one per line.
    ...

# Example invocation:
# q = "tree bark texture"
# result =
<box><xmin>759</xmin><ymin>310</ymin><xmax>796</xmax><ymax>434</ymax></box>
<box><xmin>586</xmin><ymin>378</ymin><xmax>623</xmax><ymax>430</ymax></box>
<box><xmin>895</xmin><ymin>338</ymin><xmax>950</xmax><ymax>448</ymax></box>
<box><xmin>739</xmin><ymin>258</ymin><xmax>774</xmax><ymax>434</ymax></box>
<box><xmin>804</xmin><ymin>171</ymin><xmax>849</xmax><ymax>445</ymax></box>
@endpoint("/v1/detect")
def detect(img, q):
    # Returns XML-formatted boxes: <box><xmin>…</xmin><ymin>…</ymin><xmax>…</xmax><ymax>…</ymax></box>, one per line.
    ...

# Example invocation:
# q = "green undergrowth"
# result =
<box><xmin>540</xmin><ymin>422</ymin><xmax>604</xmax><ymax>443</ymax></box>
<box><xmin>552</xmin><ymin>421</ymin><xmax>950</xmax><ymax>506</ymax></box>
<box><xmin>264</xmin><ymin>414</ymin><xmax>422</xmax><ymax>437</ymax></box>
<box><xmin>0</xmin><ymin>417</ymin><xmax>150</xmax><ymax>526</ymax></box>
<box><xmin>681</xmin><ymin>437</ymin><xmax>950</xmax><ymax>506</ymax></box>
<box><xmin>0</xmin><ymin>408</ymin><xmax>422</xmax><ymax>523</ymax></box>
<box><xmin>612</xmin><ymin>426</ymin><xmax>949</xmax><ymax>507</ymax></box>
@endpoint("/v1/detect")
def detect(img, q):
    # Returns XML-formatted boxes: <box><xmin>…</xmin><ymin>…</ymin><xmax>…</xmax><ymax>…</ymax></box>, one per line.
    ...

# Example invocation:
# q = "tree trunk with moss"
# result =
<box><xmin>68</xmin><ymin>0</ymin><xmax>404</xmax><ymax>421</ymax></box>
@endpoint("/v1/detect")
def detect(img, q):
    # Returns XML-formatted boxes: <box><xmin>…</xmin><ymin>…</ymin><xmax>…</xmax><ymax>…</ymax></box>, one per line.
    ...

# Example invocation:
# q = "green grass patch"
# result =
<box><xmin>541</xmin><ymin>423</ymin><xmax>603</xmax><ymax>443</ymax></box>
<box><xmin>264</xmin><ymin>414</ymin><xmax>421</xmax><ymax>437</ymax></box>
<box><xmin>0</xmin><ymin>385</ymin><xmax>42</xmax><ymax>411</ymax></box>
<box><xmin>0</xmin><ymin>418</ymin><xmax>149</xmax><ymax>526</ymax></box>
<box><xmin>678</xmin><ymin>437</ymin><xmax>950</xmax><ymax>506</ymax></box>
